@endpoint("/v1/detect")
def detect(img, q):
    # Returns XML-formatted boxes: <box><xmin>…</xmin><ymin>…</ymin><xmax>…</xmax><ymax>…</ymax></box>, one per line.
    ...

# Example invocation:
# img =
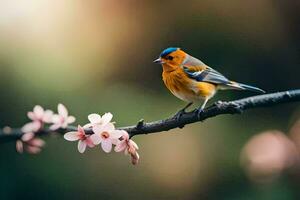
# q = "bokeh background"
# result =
<box><xmin>0</xmin><ymin>0</ymin><xmax>300</xmax><ymax>199</ymax></box>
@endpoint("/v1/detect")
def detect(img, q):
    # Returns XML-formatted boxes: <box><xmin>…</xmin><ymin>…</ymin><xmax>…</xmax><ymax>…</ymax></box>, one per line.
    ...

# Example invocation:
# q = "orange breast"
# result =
<box><xmin>196</xmin><ymin>82</ymin><xmax>216</xmax><ymax>98</ymax></box>
<box><xmin>162</xmin><ymin>67</ymin><xmax>216</xmax><ymax>102</ymax></box>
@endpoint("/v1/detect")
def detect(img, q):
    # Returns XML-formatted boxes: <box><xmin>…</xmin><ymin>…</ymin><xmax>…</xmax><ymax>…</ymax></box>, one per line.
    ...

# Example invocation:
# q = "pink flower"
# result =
<box><xmin>240</xmin><ymin>131</ymin><xmax>298</xmax><ymax>182</ymax></box>
<box><xmin>22</xmin><ymin>105</ymin><xmax>54</xmax><ymax>132</ymax></box>
<box><xmin>64</xmin><ymin>125</ymin><xmax>94</xmax><ymax>153</ymax></box>
<box><xmin>22</xmin><ymin>121</ymin><xmax>41</xmax><ymax>133</ymax></box>
<box><xmin>115</xmin><ymin>131</ymin><xmax>140</xmax><ymax>165</ymax></box>
<box><xmin>50</xmin><ymin>104</ymin><xmax>76</xmax><ymax>130</ymax></box>
<box><xmin>27</xmin><ymin>105</ymin><xmax>54</xmax><ymax>123</ymax></box>
<box><xmin>83</xmin><ymin>113</ymin><xmax>113</xmax><ymax>128</ymax></box>
<box><xmin>90</xmin><ymin>123</ymin><xmax>123</xmax><ymax>153</ymax></box>
<box><xmin>16</xmin><ymin>132</ymin><xmax>45</xmax><ymax>154</ymax></box>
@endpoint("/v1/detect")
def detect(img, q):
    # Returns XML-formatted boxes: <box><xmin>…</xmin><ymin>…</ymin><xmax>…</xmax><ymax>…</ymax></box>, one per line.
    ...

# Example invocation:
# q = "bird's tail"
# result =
<box><xmin>226</xmin><ymin>81</ymin><xmax>265</xmax><ymax>93</ymax></box>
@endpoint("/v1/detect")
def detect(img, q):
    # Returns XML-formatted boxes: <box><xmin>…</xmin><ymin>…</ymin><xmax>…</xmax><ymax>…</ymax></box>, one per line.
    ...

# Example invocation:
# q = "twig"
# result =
<box><xmin>1</xmin><ymin>90</ymin><xmax>300</xmax><ymax>143</ymax></box>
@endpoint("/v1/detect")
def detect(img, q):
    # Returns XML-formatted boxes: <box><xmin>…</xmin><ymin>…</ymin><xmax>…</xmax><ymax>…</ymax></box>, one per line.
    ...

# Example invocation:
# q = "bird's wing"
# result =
<box><xmin>183</xmin><ymin>65</ymin><xmax>230</xmax><ymax>85</ymax></box>
<box><xmin>182</xmin><ymin>54</ymin><xmax>230</xmax><ymax>85</ymax></box>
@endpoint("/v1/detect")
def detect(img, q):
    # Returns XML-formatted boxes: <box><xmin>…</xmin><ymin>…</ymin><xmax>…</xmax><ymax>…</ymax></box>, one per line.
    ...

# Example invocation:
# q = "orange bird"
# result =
<box><xmin>154</xmin><ymin>47</ymin><xmax>265</xmax><ymax>118</ymax></box>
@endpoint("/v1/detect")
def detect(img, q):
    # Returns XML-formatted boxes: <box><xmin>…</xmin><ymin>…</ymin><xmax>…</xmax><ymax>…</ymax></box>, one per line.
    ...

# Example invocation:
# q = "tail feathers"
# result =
<box><xmin>238</xmin><ymin>83</ymin><xmax>265</xmax><ymax>93</ymax></box>
<box><xmin>227</xmin><ymin>81</ymin><xmax>265</xmax><ymax>93</ymax></box>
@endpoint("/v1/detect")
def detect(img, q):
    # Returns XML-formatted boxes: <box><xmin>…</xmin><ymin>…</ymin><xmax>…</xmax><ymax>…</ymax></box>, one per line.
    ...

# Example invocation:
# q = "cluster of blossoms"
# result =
<box><xmin>64</xmin><ymin>113</ymin><xmax>139</xmax><ymax>165</ymax></box>
<box><xmin>18</xmin><ymin>104</ymin><xmax>139</xmax><ymax>165</ymax></box>
<box><xmin>18</xmin><ymin>104</ymin><xmax>75</xmax><ymax>154</ymax></box>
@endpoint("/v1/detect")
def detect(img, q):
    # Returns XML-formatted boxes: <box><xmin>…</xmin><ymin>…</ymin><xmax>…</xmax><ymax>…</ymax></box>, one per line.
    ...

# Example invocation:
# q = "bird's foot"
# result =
<box><xmin>174</xmin><ymin>109</ymin><xmax>186</xmax><ymax>122</ymax></box>
<box><xmin>194</xmin><ymin>107</ymin><xmax>204</xmax><ymax>119</ymax></box>
<box><xmin>173</xmin><ymin>102</ymin><xmax>193</xmax><ymax>123</ymax></box>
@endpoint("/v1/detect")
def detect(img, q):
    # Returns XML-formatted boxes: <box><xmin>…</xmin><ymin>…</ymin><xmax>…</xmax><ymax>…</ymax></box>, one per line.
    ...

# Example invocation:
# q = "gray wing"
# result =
<box><xmin>183</xmin><ymin>67</ymin><xmax>230</xmax><ymax>85</ymax></box>
<box><xmin>182</xmin><ymin>55</ymin><xmax>231</xmax><ymax>85</ymax></box>
<box><xmin>182</xmin><ymin>54</ymin><xmax>205</xmax><ymax>66</ymax></box>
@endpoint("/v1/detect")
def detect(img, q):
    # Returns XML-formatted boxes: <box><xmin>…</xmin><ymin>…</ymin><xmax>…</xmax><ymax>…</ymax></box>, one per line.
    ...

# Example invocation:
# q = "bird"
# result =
<box><xmin>153</xmin><ymin>47</ymin><xmax>265</xmax><ymax>118</ymax></box>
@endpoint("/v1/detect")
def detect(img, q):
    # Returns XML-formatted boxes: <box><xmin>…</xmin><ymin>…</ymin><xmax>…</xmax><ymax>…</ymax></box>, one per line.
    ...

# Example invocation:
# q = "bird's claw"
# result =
<box><xmin>173</xmin><ymin>102</ymin><xmax>193</xmax><ymax>123</ymax></box>
<box><xmin>174</xmin><ymin>109</ymin><xmax>185</xmax><ymax>122</ymax></box>
<box><xmin>195</xmin><ymin>108</ymin><xmax>204</xmax><ymax>119</ymax></box>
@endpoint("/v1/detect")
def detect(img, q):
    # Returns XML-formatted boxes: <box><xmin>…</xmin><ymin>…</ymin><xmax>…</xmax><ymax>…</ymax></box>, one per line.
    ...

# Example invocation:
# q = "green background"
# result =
<box><xmin>0</xmin><ymin>0</ymin><xmax>300</xmax><ymax>199</ymax></box>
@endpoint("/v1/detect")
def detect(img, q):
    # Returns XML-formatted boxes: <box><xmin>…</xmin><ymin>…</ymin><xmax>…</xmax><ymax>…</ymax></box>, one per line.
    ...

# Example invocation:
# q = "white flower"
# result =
<box><xmin>83</xmin><ymin>113</ymin><xmax>113</xmax><ymax>129</ymax></box>
<box><xmin>50</xmin><ymin>104</ymin><xmax>75</xmax><ymax>130</ymax></box>
<box><xmin>90</xmin><ymin>123</ymin><xmax>123</xmax><ymax>153</ymax></box>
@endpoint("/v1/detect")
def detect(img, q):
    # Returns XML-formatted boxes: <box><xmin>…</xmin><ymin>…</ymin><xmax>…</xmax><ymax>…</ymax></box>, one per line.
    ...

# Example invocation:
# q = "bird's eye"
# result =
<box><xmin>167</xmin><ymin>56</ymin><xmax>174</xmax><ymax>60</ymax></box>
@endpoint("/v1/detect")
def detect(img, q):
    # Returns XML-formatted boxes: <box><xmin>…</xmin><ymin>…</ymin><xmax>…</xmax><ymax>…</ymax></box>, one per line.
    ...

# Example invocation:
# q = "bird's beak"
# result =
<box><xmin>153</xmin><ymin>57</ymin><xmax>163</xmax><ymax>64</ymax></box>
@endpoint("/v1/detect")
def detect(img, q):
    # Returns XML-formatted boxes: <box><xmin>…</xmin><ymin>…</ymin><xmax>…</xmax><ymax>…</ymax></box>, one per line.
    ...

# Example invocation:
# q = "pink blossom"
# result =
<box><xmin>16</xmin><ymin>132</ymin><xmax>45</xmax><ymax>154</ymax></box>
<box><xmin>50</xmin><ymin>104</ymin><xmax>76</xmax><ymax>130</ymax></box>
<box><xmin>22</xmin><ymin>121</ymin><xmax>41</xmax><ymax>133</ymax></box>
<box><xmin>27</xmin><ymin>105</ymin><xmax>54</xmax><ymax>123</ymax></box>
<box><xmin>114</xmin><ymin>131</ymin><xmax>140</xmax><ymax>165</ymax></box>
<box><xmin>64</xmin><ymin>125</ymin><xmax>94</xmax><ymax>153</ymax></box>
<box><xmin>22</xmin><ymin>105</ymin><xmax>54</xmax><ymax>132</ymax></box>
<box><xmin>16</xmin><ymin>140</ymin><xmax>23</xmax><ymax>153</ymax></box>
<box><xmin>241</xmin><ymin>131</ymin><xmax>298</xmax><ymax>182</ymax></box>
<box><xmin>90</xmin><ymin>123</ymin><xmax>123</xmax><ymax>153</ymax></box>
<box><xmin>83</xmin><ymin>113</ymin><xmax>113</xmax><ymax>129</ymax></box>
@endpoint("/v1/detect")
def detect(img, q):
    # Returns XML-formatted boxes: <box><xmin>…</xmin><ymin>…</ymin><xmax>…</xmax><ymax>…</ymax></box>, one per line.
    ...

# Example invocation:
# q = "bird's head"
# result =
<box><xmin>153</xmin><ymin>47</ymin><xmax>186</xmax><ymax>67</ymax></box>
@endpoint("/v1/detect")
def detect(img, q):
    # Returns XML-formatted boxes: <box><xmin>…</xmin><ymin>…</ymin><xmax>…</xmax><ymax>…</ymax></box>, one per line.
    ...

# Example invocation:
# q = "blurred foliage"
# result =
<box><xmin>0</xmin><ymin>0</ymin><xmax>300</xmax><ymax>199</ymax></box>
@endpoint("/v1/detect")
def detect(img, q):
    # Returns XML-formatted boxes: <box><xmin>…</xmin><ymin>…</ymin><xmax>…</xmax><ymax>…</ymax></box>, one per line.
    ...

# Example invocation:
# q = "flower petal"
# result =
<box><xmin>26</xmin><ymin>146</ymin><xmax>42</xmax><ymax>154</ymax></box>
<box><xmin>90</xmin><ymin>133</ymin><xmax>102</xmax><ymax>145</ymax></box>
<box><xmin>78</xmin><ymin>140</ymin><xmax>87</xmax><ymax>153</ymax></box>
<box><xmin>67</xmin><ymin>116</ymin><xmax>76</xmax><ymax>124</ymax></box>
<box><xmin>111</xmin><ymin>138</ymin><xmax>119</xmax><ymax>145</ymax></box>
<box><xmin>61</xmin><ymin>121</ymin><xmax>69</xmax><ymax>129</ymax></box>
<box><xmin>21</xmin><ymin>121</ymin><xmax>41</xmax><ymax>133</ymax></box>
<box><xmin>83</xmin><ymin>123</ymin><xmax>92</xmax><ymax>129</ymax></box>
<box><xmin>28</xmin><ymin>138</ymin><xmax>45</xmax><ymax>147</ymax></box>
<box><xmin>129</xmin><ymin>140</ymin><xmax>139</xmax><ymax>150</ymax></box>
<box><xmin>33</xmin><ymin>105</ymin><xmax>44</xmax><ymax>119</ymax></box>
<box><xmin>86</xmin><ymin>137</ymin><xmax>95</xmax><ymax>148</ymax></box>
<box><xmin>103</xmin><ymin>123</ymin><xmax>115</xmax><ymax>132</ymax></box>
<box><xmin>49</xmin><ymin>123</ymin><xmax>61</xmax><ymax>131</ymax></box>
<box><xmin>16</xmin><ymin>140</ymin><xmax>23</xmax><ymax>153</ymax></box>
<box><xmin>101</xmin><ymin>140</ymin><xmax>112</xmax><ymax>153</ymax></box>
<box><xmin>92</xmin><ymin>124</ymin><xmax>105</xmax><ymax>134</ymax></box>
<box><xmin>124</xmin><ymin>148</ymin><xmax>129</xmax><ymax>155</ymax></box>
<box><xmin>64</xmin><ymin>131</ymin><xmax>80</xmax><ymax>141</ymax></box>
<box><xmin>88</xmin><ymin>113</ymin><xmax>101</xmax><ymax>124</ymax></box>
<box><xmin>51</xmin><ymin>114</ymin><xmax>61</xmax><ymax>123</ymax></box>
<box><xmin>121</xmin><ymin>131</ymin><xmax>129</xmax><ymax>140</ymax></box>
<box><xmin>27</xmin><ymin>112</ymin><xmax>36</xmax><ymax>120</ymax></box>
<box><xmin>58</xmin><ymin>104</ymin><xmax>68</xmax><ymax>117</ymax></box>
<box><xmin>114</xmin><ymin>141</ymin><xmax>127</xmax><ymax>152</ymax></box>
<box><xmin>21</xmin><ymin>132</ymin><xmax>35</xmax><ymax>142</ymax></box>
<box><xmin>111</xmin><ymin>130</ymin><xmax>126</xmax><ymax>139</ymax></box>
<box><xmin>131</xmin><ymin>152</ymin><xmax>139</xmax><ymax>165</ymax></box>
<box><xmin>43</xmin><ymin>110</ymin><xmax>54</xmax><ymax>123</ymax></box>
<box><xmin>101</xmin><ymin>113</ymin><xmax>113</xmax><ymax>125</ymax></box>
<box><xmin>77</xmin><ymin>125</ymin><xmax>85</xmax><ymax>135</ymax></box>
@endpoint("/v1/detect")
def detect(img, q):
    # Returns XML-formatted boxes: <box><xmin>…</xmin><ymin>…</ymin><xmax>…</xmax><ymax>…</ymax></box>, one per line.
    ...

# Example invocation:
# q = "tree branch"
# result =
<box><xmin>1</xmin><ymin>89</ymin><xmax>300</xmax><ymax>143</ymax></box>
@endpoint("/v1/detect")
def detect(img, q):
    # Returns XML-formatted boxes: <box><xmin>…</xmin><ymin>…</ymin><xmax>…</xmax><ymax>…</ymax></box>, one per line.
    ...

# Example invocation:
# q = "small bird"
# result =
<box><xmin>154</xmin><ymin>47</ymin><xmax>265</xmax><ymax>117</ymax></box>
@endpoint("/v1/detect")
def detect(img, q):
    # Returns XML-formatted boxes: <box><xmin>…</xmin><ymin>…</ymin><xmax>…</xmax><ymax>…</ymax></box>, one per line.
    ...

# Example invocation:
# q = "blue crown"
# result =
<box><xmin>160</xmin><ymin>47</ymin><xmax>179</xmax><ymax>57</ymax></box>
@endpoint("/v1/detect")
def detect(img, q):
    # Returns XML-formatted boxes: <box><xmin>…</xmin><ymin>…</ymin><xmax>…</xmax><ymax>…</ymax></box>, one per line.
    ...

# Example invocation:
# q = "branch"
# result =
<box><xmin>1</xmin><ymin>89</ymin><xmax>300</xmax><ymax>143</ymax></box>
